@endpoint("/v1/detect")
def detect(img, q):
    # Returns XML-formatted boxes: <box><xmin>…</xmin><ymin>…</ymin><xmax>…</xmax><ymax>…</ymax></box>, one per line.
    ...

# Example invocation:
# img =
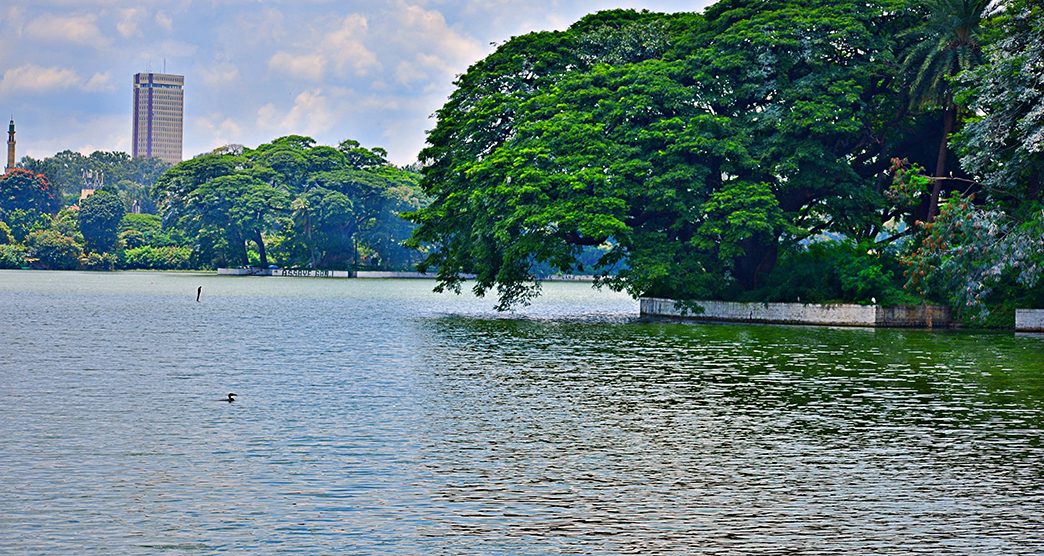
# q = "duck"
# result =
<box><xmin>226</xmin><ymin>392</ymin><xmax>237</xmax><ymax>403</ymax></box>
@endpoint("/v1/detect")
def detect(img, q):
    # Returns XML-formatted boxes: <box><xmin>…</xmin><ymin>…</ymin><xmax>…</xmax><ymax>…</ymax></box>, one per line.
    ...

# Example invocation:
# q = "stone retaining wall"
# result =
<box><xmin>1015</xmin><ymin>309</ymin><xmax>1044</xmax><ymax>332</ymax></box>
<box><xmin>640</xmin><ymin>298</ymin><xmax>952</xmax><ymax>328</ymax></box>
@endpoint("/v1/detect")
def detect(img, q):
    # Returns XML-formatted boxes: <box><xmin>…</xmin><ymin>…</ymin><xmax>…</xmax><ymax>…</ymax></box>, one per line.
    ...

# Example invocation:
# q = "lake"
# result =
<box><xmin>1</xmin><ymin>270</ymin><xmax>1042</xmax><ymax>554</ymax></box>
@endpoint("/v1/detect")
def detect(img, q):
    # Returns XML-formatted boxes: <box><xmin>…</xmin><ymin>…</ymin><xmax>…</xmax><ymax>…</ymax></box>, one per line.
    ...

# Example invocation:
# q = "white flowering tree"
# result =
<box><xmin>902</xmin><ymin>0</ymin><xmax>1044</xmax><ymax>318</ymax></box>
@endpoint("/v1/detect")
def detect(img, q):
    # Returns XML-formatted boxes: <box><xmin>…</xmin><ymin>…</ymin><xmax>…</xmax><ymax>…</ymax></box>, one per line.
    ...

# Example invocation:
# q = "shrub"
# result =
<box><xmin>118</xmin><ymin>246</ymin><xmax>193</xmax><ymax>270</ymax></box>
<box><xmin>0</xmin><ymin>243</ymin><xmax>26</xmax><ymax>269</ymax></box>
<box><xmin>26</xmin><ymin>230</ymin><xmax>82</xmax><ymax>270</ymax></box>
<box><xmin>0</xmin><ymin>221</ymin><xmax>13</xmax><ymax>245</ymax></box>
<box><xmin>81</xmin><ymin>252</ymin><xmax>117</xmax><ymax>271</ymax></box>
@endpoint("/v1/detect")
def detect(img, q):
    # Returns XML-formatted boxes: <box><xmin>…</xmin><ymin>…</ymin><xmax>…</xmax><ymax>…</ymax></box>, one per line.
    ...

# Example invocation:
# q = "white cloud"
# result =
<box><xmin>257</xmin><ymin>89</ymin><xmax>335</xmax><ymax>137</ymax></box>
<box><xmin>323</xmin><ymin>14</ymin><xmax>379</xmax><ymax>76</ymax></box>
<box><xmin>268</xmin><ymin>14</ymin><xmax>378</xmax><ymax>81</ymax></box>
<box><xmin>0</xmin><ymin>64</ymin><xmax>80</xmax><ymax>94</ymax></box>
<box><xmin>197</xmin><ymin>62</ymin><xmax>241</xmax><ymax>89</ymax></box>
<box><xmin>268</xmin><ymin>51</ymin><xmax>325</xmax><ymax>81</ymax></box>
<box><xmin>116</xmin><ymin>7</ymin><xmax>145</xmax><ymax>38</ymax></box>
<box><xmin>191</xmin><ymin>114</ymin><xmax>244</xmax><ymax>152</ymax></box>
<box><xmin>394</xmin><ymin>3</ymin><xmax>483</xmax><ymax>64</ymax></box>
<box><xmin>25</xmin><ymin>13</ymin><xmax>110</xmax><ymax>47</ymax></box>
<box><xmin>21</xmin><ymin>114</ymin><xmax>130</xmax><ymax>160</ymax></box>
<box><xmin>155</xmin><ymin>11</ymin><xmax>173</xmax><ymax>31</ymax></box>
<box><xmin>0</xmin><ymin>65</ymin><xmax>120</xmax><ymax>95</ymax></box>
<box><xmin>83</xmin><ymin>71</ymin><xmax>114</xmax><ymax>92</ymax></box>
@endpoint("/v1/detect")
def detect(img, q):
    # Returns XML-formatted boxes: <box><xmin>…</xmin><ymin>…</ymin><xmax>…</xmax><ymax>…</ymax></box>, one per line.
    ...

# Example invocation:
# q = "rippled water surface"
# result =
<box><xmin>1</xmin><ymin>270</ymin><xmax>1042</xmax><ymax>554</ymax></box>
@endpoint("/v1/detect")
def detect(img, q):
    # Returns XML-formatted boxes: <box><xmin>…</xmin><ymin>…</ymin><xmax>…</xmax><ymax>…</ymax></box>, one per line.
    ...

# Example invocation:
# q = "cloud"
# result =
<box><xmin>198</xmin><ymin>62</ymin><xmax>241</xmax><ymax>89</ymax></box>
<box><xmin>0</xmin><ymin>64</ymin><xmax>80</xmax><ymax>94</ymax></box>
<box><xmin>83</xmin><ymin>72</ymin><xmax>114</xmax><ymax>92</ymax></box>
<box><xmin>268</xmin><ymin>51</ymin><xmax>325</xmax><ymax>81</ymax></box>
<box><xmin>0</xmin><ymin>65</ymin><xmax>119</xmax><ymax>95</ymax></box>
<box><xmin>21</xmin><ymin>114</ymin><xmax>130</xmax><ymax>160</ymax></box>
<box><xmin>155</xmin><ymin>11</ymin><xmax>173</xmax><ymax>31</ymax></box>
<box><xmin>267</xmin><ymin>14</ymin><xmax>378</xmax><ymax>81</ymax></box>
<box><xmin>323</xmin><ymin>14</ymin><xmax>379</xmax><ymax>76</ymax></box>
<box><xmin>191</xmin><ymin>114</ymin><xmax>244</xmax><ymax>151</ymax></box>
<box><xmin>394</xmin><ymin>3</ymin><xmax>483</xmax><ymax>63</ymax></box>
<box><xmin>256</xmin><ymin>89</ymin><xmax>335</xmax><ymax>137</ymax></box>
<box><xmin>116</xmin><ymin>7</ymin><xmax>145</xmax><ymax>38</ymax></box>
<box><xmin>25</xmin><ymin>13</ymin><xmax>110</xmax><ymax>47</ymax></box>
<box><xmin>382</xmin><ymin>4</ymin><xmax>484</xmax><ymax>88</ymax></box>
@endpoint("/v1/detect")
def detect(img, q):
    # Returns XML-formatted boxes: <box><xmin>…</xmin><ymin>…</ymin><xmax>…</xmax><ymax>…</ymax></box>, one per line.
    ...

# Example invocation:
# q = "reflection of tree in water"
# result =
<box><xmin>411</xmin><ymin>316</ymin><xmax>1043</xmax><ymax>550</ymax></box>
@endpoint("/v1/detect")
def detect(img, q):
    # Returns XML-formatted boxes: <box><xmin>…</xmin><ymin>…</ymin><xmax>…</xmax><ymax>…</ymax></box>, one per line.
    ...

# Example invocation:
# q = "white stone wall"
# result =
<box><xmin>355</xmin><ymin>271</ymin><xmax>437</xmax><ymax>279</ymax></box>
<box><xmin>640</xmin><ymin>298</ymin><xmax>877</xmax><ymax>326</ymax></box>
<box><xmin>1015</xmin><ymin>309</ymin><xmax>1044</xmax><ymax>331</ymax></box>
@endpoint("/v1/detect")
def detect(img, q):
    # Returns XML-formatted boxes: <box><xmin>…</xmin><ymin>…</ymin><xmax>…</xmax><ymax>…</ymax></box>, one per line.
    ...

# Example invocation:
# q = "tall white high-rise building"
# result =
<box><xmin>132</xmin><ymin>72</ymin><xmax>184</xmax><ymax>164</ymax></box>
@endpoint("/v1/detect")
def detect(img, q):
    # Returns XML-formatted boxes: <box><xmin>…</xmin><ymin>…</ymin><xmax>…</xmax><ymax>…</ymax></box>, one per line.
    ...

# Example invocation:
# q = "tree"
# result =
<box><xmin>900</xmin><ymin>0</ymin><xmax>1044</xmax><ymax>317</ymax></box>
<box><xmin>409</xmin><ymin>2</ymin><xmax>919</xmax><ymax>309</ymax></box>
<box><xmin>0</xmin><ymin>168</ymin><xmax>61</xmax><ymax>215</ymax></box>
<box><xmin>953</xmin><ymin>0</ymin><xmax>1044</xmax><ymax>202</ymax></box>
<box><xmin>899</xmin><ymin>0</ymin><xmax>992</xmax><ymax>219</ymax></box>
<box><xmin>25</xmin><ymin>229</ymin><xmax>81</xmax><ymax>270</ymax></box>
<box><xmin>78</xmin><ymin>190</ymin><xmax>126</xmax><ymax>253</ymax></box>
<box><xmin>21</xmin><ymin>150</ymin><xmax>170</xmax><ymax>208</ymax></box>
<box><xmin>182</xmin><ymin>175</ymin><xmax>289</xmax><ymax>268</ymax></box>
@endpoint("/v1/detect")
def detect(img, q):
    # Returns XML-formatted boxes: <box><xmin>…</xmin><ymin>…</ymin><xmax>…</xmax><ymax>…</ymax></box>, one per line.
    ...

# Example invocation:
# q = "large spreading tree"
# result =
<box><xmin>409</xmin><ymin>1</ymin><xmax>927</xmax><ymax>309</ymax></box>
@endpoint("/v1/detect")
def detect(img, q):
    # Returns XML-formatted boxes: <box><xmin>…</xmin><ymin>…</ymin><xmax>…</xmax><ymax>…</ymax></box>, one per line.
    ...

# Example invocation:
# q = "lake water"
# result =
<box><xmin>1</xmin><ymin>270</ymin><xmax>1042</xmax><ymax>554</ymax></box>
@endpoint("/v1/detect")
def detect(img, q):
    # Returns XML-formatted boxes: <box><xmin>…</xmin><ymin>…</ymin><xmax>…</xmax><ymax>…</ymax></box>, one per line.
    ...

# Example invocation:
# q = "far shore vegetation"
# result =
<box><xmin>1</xmin><ymin>0</ymin><xmax>1041</xmax><ymax>327</ymax></box>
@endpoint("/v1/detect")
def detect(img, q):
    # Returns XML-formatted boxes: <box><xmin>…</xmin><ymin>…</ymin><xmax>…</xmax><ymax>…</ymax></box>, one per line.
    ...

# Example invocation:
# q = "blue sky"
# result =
<box><xmin>0</xmin><ymin>1</ymin><xmax>713</xmax><ymax>165</ymax></box>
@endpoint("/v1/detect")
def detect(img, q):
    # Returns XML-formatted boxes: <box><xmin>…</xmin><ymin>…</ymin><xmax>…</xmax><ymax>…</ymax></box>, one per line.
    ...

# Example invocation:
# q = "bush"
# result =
<box><xmin>81</xmin><ymin>252</ymin><xmax>117</xmax><ymax>271</ymax></box>
<box><xmin>118</xmin><ymin>246</ymin><xmax>193</xmax><ymax>270</ymax></box>
<box><xmin>119</xmin><ymin>213</ymin><xmax>170</xmax><ymax>246</ymax></box>
<box><xmin>0</xmin><ymin>221</ymin><xmax>13</xmax><ymax>245</ymax></box>
<box><xmin>26</xmin><ymin>230</ymin><xmax>82</xmax><ymax>270</ymax></box>
<box><xmin>748</xmin><ymin>240</ymin><xmax>918</xmax><ymax>305</ymax></box>
<box><xmin>0</xmin><ymin>244</ymin><xmax>26</xmax><ymax>269</ymax></box>
<box><xmin>3</xmin><ymin>208</ymin><xmax>51</xmax><ymax>242</ymax></box>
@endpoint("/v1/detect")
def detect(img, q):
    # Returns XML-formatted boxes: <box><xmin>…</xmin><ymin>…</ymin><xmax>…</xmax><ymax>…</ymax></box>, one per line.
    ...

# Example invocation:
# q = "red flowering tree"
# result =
<box><xmin>0</xmin><ymin>168</ymin><xmax>61</xmax><ymax>216</ymax></box>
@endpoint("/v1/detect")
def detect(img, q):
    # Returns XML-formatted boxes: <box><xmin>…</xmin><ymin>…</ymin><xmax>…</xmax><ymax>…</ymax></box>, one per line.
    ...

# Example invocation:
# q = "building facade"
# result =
<box><xmin>132</xmin><ymin>72</ymin><xmax>184</xmax><ymax>164</ymax></box>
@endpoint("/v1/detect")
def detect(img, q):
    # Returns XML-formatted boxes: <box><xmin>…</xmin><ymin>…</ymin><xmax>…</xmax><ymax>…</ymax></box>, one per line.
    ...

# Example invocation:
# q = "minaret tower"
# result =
<box><xmin>5</xmin><ymin>118</ymin><xmax>14</xmax><ymax>172</ymax></box>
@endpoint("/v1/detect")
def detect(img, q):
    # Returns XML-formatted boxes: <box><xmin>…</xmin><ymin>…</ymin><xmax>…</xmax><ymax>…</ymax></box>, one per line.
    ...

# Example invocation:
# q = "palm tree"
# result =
<box><xmin>900</xmin><ymin>0</ymin><xmax>992</xmax><ymax>220</ymax></box>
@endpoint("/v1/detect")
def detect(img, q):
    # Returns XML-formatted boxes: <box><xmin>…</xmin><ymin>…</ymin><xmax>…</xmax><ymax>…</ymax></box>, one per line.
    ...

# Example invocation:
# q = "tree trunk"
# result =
<box><xmin>232</xmin><ymin>232</ymin><xmax>249</xmax><ymax>266</ymax></box>
<box><xmin>929</xmin><ymin>103</ymin><xmax>956</xmax><ymax>221</ymax></box>
<box><xmin>254</xmin><ymin>229</ymin><xmax>268</xmax><ymax>268</ymax></box>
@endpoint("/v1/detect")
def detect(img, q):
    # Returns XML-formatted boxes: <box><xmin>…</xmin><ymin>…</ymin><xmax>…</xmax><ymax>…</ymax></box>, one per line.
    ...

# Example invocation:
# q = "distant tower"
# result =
<box><xmin>6</xmin><ymin>118</ymin><xmax>14</xmax><ymax>172</ymax></box>
<box><xmin>132</xmin><ymin>72</ymin><xmax>184</xmax><ymax>164</ymax></box>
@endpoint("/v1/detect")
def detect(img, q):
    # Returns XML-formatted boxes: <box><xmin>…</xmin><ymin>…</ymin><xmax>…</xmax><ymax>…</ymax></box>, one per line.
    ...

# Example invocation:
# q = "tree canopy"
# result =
<box><xmin>154</xmin><ymin>136</ymin><xmax>425</xmax><ymax>269</ymax></box>
<box><xmin>410</xmin><ymin>0</ymin><xmax>936</xmax><ymax>309</ymax></box>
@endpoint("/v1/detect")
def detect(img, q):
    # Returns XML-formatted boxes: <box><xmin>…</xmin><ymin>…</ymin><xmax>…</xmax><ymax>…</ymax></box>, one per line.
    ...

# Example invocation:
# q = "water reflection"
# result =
<box><xmin>415</xmin><ymin>318</ymin><xmax>1044</xmax><ymax>553</ymax></box>
<box><xmin>0</xmin><ymin>271</ymin><xmax>1041</xmax><ymax>554</ymax></box>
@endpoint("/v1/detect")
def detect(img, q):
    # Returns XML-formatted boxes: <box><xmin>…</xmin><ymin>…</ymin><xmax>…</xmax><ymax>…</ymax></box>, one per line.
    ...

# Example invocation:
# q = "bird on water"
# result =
<box><xmin>197</xmin><ymin>286</ymin><xmax>202</xmax><ymax>302</ymax></box>
<box><xmin>226</xmin><ymin>393</ymin><xmax>237</xmax><ymax>403</ymax></box>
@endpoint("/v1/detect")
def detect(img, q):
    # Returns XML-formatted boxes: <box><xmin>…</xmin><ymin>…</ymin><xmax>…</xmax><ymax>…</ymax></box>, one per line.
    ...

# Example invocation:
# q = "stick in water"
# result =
<box><xmin>196</xmin><ymin>286</ymin><xmax>202</xmax><ymax>302</ymax></box>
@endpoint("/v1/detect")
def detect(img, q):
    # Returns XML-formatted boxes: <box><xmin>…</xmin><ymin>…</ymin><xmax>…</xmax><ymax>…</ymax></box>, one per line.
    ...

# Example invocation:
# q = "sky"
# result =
<box><xmin>0</xmin><ymin>0</ymin><xmax>715</xmax><ymax>166</ymax></box>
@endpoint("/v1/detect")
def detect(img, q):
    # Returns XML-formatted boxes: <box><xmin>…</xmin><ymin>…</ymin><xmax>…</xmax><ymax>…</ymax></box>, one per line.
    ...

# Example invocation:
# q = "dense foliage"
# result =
<box><xmin>902</xmin><ymin>0</ymin><xmax>1044</xmax><ymax>319</ymax></box>
<box><xmin>154</xmin><ymin>137</ymin><xmax>425</xmax><ymax>270</ymax></box>
<box><xmin>0</xmin><ymin>137</ymin><xmax>424</xmax><ymax>272</ymax></box>
<box><xmin>0</xmin><ymin>169</ymin><xmax>61</xmax><ymax>216</ymax></box>
<box><xmin>409</xmin><ymin>0</ymin><xmax>1041</xmax><ymax>316</ymax></box>
<box><xmin>21</xmin><ymin>150</ymin><xmax>170</xmax><ymax>211</ymax></box>
<box><xmin>78</xmin><ymin>190</ymin><xmax>126</xmax><ymax>253</ymax></box>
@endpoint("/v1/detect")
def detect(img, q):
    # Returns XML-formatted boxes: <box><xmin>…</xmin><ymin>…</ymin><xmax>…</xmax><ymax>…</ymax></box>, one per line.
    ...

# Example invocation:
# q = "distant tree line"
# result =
<box><xmin>0</xmin><ymin>136</ymin><xmax>426</xmax><ymax>273</ymax></box>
